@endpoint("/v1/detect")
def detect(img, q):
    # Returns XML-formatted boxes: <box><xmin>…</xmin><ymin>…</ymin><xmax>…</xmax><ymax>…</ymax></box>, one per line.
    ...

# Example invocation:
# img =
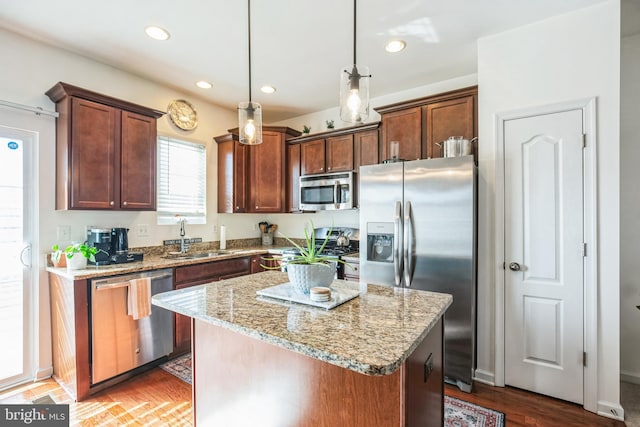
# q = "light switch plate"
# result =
<box><xmin>57</xmin><ymin>225</ymin><xmax>70</xmax><ymax>242</ymax></box>
<box><xmin>136</xmin><ymin>224</ymin><xmax>149</xmax><ymax>237</ymax></box>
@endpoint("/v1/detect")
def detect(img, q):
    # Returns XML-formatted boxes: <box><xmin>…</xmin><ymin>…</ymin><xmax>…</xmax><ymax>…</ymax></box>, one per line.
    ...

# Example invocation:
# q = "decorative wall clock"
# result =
<box><xmin>167</xmin><ymin>99</ymin><xmax>198</xmax><ymax>130</ymax></box>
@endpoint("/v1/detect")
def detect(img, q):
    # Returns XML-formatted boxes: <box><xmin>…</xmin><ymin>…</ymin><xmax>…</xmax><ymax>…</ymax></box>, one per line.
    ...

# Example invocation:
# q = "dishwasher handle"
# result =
<box><xmin>92</xmin><ymin>270</ymin><xmax>173</xmax><ymax>289</ymax></box>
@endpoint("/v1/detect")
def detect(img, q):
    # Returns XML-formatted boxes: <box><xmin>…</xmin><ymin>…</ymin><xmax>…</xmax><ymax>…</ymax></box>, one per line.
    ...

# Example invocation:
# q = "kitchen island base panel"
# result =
<box><xmin>193</xmin><ymin>318</ymin><xmax>443</xmax><ymax>427</ymax></box>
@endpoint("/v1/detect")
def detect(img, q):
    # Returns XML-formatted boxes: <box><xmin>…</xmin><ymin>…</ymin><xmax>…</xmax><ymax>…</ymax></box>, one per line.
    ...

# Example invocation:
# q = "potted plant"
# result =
<box><xmin>325</xmin><ymin>120</ymin><xmax>335</xmax><ymax>130</ymax></box>
<box><xmin>63</xmin><ymin>243</ymin><xmax>98</xmax><ymax>270</ymax></box>
<box><xmin>265</xmin><ymin>221</ymin><xmax>345</xmax><ymax>295</ymax></box>
<box><xmin>51</xmin><ymin>244</ymin><xmax>66</xmax><ymax>268</ymax></box>
<box><xmin>302</xmin><ymin>125</ymin><xmax>311</xmax><ymax>134</ymax></box>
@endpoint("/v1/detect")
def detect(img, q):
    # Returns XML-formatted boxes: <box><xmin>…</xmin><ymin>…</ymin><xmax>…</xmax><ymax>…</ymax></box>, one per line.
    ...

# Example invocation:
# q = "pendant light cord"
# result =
<box><xmin>352</xmin><ymin>0</ymin><xmax>357</xmax><ymax>65</ymax></box>
<box><xmin>248</xmin><ymin>0</ymin><xmax>252</xmax><ymax>103</ymax></box>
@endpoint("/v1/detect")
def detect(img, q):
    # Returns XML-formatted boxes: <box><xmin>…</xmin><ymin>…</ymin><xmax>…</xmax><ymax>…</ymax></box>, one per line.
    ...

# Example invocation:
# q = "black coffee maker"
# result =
<box><xmin>86</xmin><ymin>228</ymin><xmax>112</xmax><ymax>265</ymax></box>
<box><xmin>111</xmin><ymin>227</ymin><xmax>129</xmax><ymax>254</ymax></box>
<box><xmin>110</xmin><ymin>228</ymin><xmax>144</xmax><ymax>263</ymax></box>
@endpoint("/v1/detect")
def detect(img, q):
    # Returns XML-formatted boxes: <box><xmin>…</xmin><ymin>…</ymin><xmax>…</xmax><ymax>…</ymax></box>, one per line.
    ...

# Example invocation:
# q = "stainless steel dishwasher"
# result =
<box><xmin>90</xmin><ymin>269</ymin><xmax>174</xmax><ymax>385</ymax></box>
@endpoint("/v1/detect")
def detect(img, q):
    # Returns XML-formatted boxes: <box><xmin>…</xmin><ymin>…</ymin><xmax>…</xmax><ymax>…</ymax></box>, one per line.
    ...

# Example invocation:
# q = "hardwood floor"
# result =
<box><xmin>446</xmin><ymin>382</ymin><xmax>627</xmax><ymax>427</ymax></box>
<box><xmin>0</xmin><ymin>370</ymin><xmax>628</xmax><ymax>426</ymax></box>
<box><xmin>0</xmin><ymin>369</ymin><xmax>192</xmax><ymax>426</ymax></box>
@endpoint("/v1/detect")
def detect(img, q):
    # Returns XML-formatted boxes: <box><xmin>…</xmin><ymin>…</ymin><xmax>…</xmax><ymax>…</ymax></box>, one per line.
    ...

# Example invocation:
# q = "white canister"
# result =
<box><xmin>219</xmin><ymin>225</ymin><xmax>226</xmax><ymax>249</ymax></box>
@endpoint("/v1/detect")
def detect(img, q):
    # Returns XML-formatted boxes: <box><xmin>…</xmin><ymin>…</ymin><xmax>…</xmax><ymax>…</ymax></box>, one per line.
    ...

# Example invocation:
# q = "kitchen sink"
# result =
<box><xmin>163</xmin><ymin>250</ymin><xmax>234</xmax><ymax>260</ymax></box>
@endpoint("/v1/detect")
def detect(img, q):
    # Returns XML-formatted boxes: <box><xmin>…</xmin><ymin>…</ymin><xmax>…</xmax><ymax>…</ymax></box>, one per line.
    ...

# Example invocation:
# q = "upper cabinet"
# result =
<box><xmin>46</xmin><ymin>82</ymin><xmax>164</xmax><ymax>210</ymax></box>
<box><xmin>291</xmin><ymin>122</ymin><xmax>380</xmax><ymax>176</ymax></box>
<box><xmin>376</xmin><ymin>86</ymin><xmax>478</xmax><ymax>162</ymax></box>
<box><xmin>216</xmin><ymin>126</ymin><xmax>301</xmax><ymax>213</ymax></box>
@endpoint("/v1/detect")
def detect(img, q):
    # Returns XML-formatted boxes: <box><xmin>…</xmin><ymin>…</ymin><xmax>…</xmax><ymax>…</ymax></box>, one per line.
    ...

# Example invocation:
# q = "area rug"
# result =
<box><xmin>445</xmin><ymin>395</ymin><xmax>505</xmax><ymax>427</ymax></box>
<box><xmin>159</xmin><ymin>353</ymin><xmax>192</xmax><ymax>385</ymax></box>
<box><xmin>160</xmin><ymin>354</ymin><xmax>505</xmax><ymax>426</ymax></box>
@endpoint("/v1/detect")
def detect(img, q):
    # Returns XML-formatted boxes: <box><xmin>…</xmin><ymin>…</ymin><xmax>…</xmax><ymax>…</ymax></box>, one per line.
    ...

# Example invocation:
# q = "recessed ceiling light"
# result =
<box><xmin>261</xmin><ymin>85</ymin><xmax>276</xmax><ymax>94</ymax></box>
<box><xmin>145</xmin><ymin>26</ymin><xmax>170</xmax><ymax>41</ymax></box>
<box><xmin>196</xmin><ymin>81</ymin><xmax>213</xmax><ymax>89</ymax></box>
<box><xmin>385</xmin><ymin>40</ymin><xmax>406</xmax><ymax>53</ymax></box>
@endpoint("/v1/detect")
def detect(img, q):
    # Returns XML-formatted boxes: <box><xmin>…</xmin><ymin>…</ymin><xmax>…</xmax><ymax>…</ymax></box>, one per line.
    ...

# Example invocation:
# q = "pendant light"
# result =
<box><xmin>238</xmin><ymin>0</ymin><xmax>262</xmax><ymax>145</ymax></box>
<box><xmin>339</xmin><ymin>0</ymin><xmax>371</xmax><ymax>124</ymax></box>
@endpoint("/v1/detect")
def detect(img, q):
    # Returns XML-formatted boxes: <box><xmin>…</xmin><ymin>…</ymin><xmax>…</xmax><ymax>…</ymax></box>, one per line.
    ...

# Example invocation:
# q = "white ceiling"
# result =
<box><xmin>0</xmin><ymin>0</ymin><xmax>627</xmax><ymax>123</ymax></box>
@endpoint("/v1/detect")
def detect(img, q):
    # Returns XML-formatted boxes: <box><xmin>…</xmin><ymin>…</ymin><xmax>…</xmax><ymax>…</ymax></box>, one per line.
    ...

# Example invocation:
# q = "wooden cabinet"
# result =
<box><xmin>376</xmin><ymin>86</ymin><xmax>478</xmax><ymax>162</ymax></box>
<box><xmin>424</xmin><ymin>95</ymin><xmax>475</xmax><ymax>159</ymax></box>
<box><xmin>173</xmin><ymin>257</ymin><xmax>252</xmax><ymax>354</ymax></box>
<box><xmin>286</xmin><ymin>143</ymin><xmax>301</xmax><ymax>213</ymax></box>
<box><xmin>300</xmin><ymin>135</ymin><xmax>354</xmax><ymax>176</ymax></box>
<box><xmin>380</xmin><ymin>107</ymin><xmax>423</xmax><ymax>162</ymax></box>
<box><xmin>216</xmin><ymin>133</ymin><xmax>248</xmax><ymax>213</ymax></box>
<box><xmin>354</xmin><ymin>129</ymin><xmax>380</xmax><ymax>168</ymax></box>
<box><xmin>46</xmin><ymin>82</ymin><xmax>164</xmax><ymax>210</ymax></box>
<box><xmin>216</xmin><ymin>126</ymin><xmax>300</xmax><ymax>213</ymax></box>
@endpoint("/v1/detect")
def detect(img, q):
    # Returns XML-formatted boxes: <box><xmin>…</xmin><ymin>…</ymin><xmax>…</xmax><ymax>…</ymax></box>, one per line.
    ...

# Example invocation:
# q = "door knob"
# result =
<box><xmin>509</xmin><ymin>262</ymin><xmax>521</xmax><ymax>271</ymax></box>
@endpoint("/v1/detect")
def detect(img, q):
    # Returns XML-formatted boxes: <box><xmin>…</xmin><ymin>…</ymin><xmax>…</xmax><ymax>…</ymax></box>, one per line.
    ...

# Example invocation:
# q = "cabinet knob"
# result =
<box><xmin>320</xmin><ymin>167</ymin><xmax>324</xmax><ymax>171</ymax></box>
<box><xmin>123</xmin><ymin>201</ymin><xmax>128</xmax><ymax>206</ymax></box>
<box><xmin>327</xmin><ymin>167</ymin><xmax>331</xmax><ymax>171</ymax></box>
<box><xmin>255</xmin><ymin>206</ymin><xmax>259</xmax><ymax>209</ymax></box>
<box><xmin>110</xmin><ymin>201</ymin><xmax>114</xmax><ymax>206</ymax></box>
<box><xmin>236</xmin><ymin>206</ymin><xmax>240</xmax><ymax>209</ymax></box>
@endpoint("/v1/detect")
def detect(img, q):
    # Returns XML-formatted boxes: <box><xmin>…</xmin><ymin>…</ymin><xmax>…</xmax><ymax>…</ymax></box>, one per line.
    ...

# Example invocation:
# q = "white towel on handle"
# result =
<box><xmin>127</xmin><ymin>277</ymin><xmax>152</xmax><ymax>320</ymax></box>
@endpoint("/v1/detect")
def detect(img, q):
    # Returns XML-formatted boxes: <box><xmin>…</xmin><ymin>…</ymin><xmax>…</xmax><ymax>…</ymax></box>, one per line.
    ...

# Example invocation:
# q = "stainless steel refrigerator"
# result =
<box><xmin>359</xmin><ymin>155</ymin><xmax>477</xmax><ymax>392</ymax></box>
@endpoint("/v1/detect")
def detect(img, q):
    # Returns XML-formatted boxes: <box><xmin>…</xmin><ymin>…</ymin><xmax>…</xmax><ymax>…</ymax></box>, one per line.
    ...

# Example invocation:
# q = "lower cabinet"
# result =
<box><xmin>173</xmin><ymin>257</ymin><xmax>251</xmax><ymax>354</ymax></box>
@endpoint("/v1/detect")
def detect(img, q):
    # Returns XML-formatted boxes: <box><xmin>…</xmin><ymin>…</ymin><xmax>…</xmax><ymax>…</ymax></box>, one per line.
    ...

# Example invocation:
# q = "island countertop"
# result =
<box><xmin>152</xmin><ymin>270</ymin><xmax>452</xmax><ymax>376</ymax></box>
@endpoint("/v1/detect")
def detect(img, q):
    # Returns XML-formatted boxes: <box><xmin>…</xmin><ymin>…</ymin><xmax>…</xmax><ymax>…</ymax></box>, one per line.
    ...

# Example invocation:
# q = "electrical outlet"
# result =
<box><xmin>136</xmin><ymin>224</ymin><xmax>149</xmax><ymax>237</ymax></box>
<box><xmin>253</xmin><ymin>223</ymin><xmax>258</xmax><ymax>231</ymax></box>
<box><xmin>212</xmin><ymin>224</ymin><xmax>217</xmax><ymax>234</ymax></box>
<box><xmin>57</xmin><ymin>225</ymin><xmax>71</xmax><ymax>242</ymax></box>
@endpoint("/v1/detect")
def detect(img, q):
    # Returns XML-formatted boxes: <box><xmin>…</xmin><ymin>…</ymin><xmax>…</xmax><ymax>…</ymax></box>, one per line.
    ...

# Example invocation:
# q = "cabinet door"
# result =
<box><xmin>354</xmin><ymin>130</ymin><xmax>379</xmax><ymax>168</ymax></box>
<box><xmin>300</xmin><ymin>139</ymin><xmax>326</xmax><ymax>175</ymax></box>
<box><xmin>381</xmin><ymin>107</ymin><xmax>422</xmax><ymax>161</ymax></box>
<box><xmin>249</xmin><ymin>130</ymin><xmax>285</xmax><ymax>212</ymax></box>
<box><xmin>174</xmin><ymin>283</ymin><xmax>194</xmax><ymax>354</ymax></box>
<box><xmin>424</xmin><ymin>95</ymin><xmax>475</xmax><ymax>159</ymax></box>
<box><xmin>233</xmin><ymin>142</ymin><xmax>249</xmax><ymax>212</ymax></box>
<box><xmin>287</xmin><ymin>144</ymin><xmax>301</xmax><ymax>212</ymax></box>
<box><xmin>326</xmin><ymin>134</ymin><xmax>354</xmax><ymax>172</ymax></box>
<box><xmin>120</xmin><ymin>111</ymin><xmax>157</xmax><ymax>210</ymax></box>
<box><xmin>69</xmin><ymin>97</ymin><xmax>117</xmax><ymax>209</ymax></box>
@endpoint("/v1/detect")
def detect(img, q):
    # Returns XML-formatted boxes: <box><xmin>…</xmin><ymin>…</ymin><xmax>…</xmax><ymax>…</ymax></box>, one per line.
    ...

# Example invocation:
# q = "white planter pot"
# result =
<box><xmin>286</xmin><ymin>261</ymin><xmax>336</xmax><ymax>295</ymax></box>
<box><xmin>66</xmin><ymin>254</ymin><xmax>88</xmax><ymax>270</ymax></box>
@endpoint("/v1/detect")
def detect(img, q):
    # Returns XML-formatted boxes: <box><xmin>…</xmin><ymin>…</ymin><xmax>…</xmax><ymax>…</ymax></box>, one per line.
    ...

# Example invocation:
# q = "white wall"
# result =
<box><xmin>477</xmin><ymin>0</ymin><xmax>621</xmax><ymax>416</ymax></box>
<box><xmin>0</xmin><ymin>28</ymin><xmax>238</xmax><ymax>376</ymax></box>
<box><xmin>620</xmin><ymin>32</ymin><xmax>640</xmax><ymax>385</ymax></box>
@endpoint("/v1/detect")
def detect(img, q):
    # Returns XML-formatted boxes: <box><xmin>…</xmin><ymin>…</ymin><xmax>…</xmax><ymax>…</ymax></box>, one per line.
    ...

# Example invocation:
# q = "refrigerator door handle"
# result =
<box><xmin>404</xmin><ymin>201</ymin><xmax>414</xmax><ymax>286</ymax></box>
<box><xmin>394</xmin><ymin>201</ymin><xmax>403</xmax><ymax>286</ymax></box>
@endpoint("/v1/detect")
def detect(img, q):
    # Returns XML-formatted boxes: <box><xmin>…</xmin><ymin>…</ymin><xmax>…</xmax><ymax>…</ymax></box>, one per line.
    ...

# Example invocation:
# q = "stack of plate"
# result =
<box><xmin>309</xmin><ymin>287</ymin><xmax>331</xmax><ymax>302</ymax></box>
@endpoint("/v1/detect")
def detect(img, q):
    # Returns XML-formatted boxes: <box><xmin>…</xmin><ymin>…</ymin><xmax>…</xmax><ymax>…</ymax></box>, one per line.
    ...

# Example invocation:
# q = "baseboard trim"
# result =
<box><xmin>34</xmin><ymin>366</ymin><xmax>53</xmax><ymax>381</ymax></box>
<box><xmin>473</xmin><ymin>369</ymin><xmax>495</xmax><ymax>386</ymax></box>
<box><xmin>597</xmin><ymin>401</ymin><xmax>625</xmax><ymax>421</ymax></box>
<box><xmin>621</xmin><ymin>371</ymin><xmax>640</xmax><ymax>385</ymax></box>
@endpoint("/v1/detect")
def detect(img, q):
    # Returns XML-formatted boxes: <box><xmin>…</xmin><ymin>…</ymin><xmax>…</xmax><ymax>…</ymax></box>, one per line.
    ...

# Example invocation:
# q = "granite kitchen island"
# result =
<box><xmin>152</xmin><ymin>270</ymin><xmax>452</xmax><ymax>427</ymax></box>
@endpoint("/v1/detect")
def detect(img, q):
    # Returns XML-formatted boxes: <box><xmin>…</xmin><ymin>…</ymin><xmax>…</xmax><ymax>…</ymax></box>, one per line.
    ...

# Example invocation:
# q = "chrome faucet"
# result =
<box><xmin>179</xmin><ymin>218</ymin><xmax>190</xmax><ymax>253</ymax></box>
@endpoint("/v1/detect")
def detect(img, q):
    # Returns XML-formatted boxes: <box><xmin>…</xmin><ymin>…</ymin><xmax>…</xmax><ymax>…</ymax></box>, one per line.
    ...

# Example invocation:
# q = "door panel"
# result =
<box><xmin>504</xmin><ymin>109</ymin><xmax>584</xmax><ymax>404</ymax></box>
<box><xmin>0</xmin><ymin>126</ymin><xmax>35</xmax><ymax>390</ymax></box>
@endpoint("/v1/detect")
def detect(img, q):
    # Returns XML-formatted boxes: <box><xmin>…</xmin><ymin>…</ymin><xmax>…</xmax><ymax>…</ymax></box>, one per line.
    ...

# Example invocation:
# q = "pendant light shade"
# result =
<box><xmin>339</xmin><ymin>0</ymin><xmax>371</xmax><ymax>124</ymax></box>
<box><xmin>238</xmin><ymin>0</ymin><xmax>262</xmax><ymax>145</ymax></box>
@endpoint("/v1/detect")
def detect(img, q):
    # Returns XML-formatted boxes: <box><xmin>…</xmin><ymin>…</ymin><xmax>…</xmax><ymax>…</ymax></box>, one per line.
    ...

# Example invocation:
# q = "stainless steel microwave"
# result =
<box><xmin>299</xmin><ymin>171</ymin><xmax>356</xmax><ymax>211</ymax></box>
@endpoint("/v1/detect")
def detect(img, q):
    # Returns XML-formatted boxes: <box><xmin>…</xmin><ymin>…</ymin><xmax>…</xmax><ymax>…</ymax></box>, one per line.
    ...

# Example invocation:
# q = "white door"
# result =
<box><xmin>0</xmin><ymin>126</ymin><xmax>36</xmax><ymax>390</ymax></box>
<box><xmin>504</xmin><ymin>109</ymin><xmax>584</xmax><ymax>404</ymax></box>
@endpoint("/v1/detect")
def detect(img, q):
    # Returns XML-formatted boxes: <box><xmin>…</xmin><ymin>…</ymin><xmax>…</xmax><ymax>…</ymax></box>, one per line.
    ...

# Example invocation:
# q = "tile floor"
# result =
<box><xmin>622</xmin><ymin>381</ymin><xmax>640</xmax><ymax>427</ymax></box>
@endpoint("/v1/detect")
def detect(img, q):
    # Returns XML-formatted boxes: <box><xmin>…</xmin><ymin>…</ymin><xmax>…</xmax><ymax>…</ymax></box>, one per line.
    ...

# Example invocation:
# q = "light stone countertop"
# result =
<box><xmin>45</xmin><ymin>246</ymin><xmax>292</xmax><ymax>280</ymax></box>
<box><xmin>152</xmin><ymin>270</ymin><xmax>452</xmax><ymax>376</ymax></box>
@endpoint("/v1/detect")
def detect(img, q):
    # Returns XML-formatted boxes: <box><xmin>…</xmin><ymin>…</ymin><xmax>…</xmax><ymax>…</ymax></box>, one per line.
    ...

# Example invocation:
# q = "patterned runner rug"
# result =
<box><xmin>160</xmin><ymin>353</ymin><xmax>505</xmax><ymax>426</ymax></box>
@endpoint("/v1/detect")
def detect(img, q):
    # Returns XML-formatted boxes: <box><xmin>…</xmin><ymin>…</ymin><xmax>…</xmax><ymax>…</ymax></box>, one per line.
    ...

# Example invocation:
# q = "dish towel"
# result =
<box><xmin>127</xmin><ymin>277</ymin><xmax>152</xmax><ymax>320</ymax></box>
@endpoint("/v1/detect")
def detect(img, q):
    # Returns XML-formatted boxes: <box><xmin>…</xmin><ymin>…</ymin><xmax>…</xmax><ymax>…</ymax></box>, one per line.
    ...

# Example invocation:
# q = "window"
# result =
<box><xmin>157</xmin><ymin>136</ymin><xmax>206</xmax><ymax>225</ymax></box>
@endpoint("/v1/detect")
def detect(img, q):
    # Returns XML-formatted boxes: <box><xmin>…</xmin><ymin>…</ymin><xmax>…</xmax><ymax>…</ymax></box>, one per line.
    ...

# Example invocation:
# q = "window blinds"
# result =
<box><xmin>157</xmin><ymin>136</ymin><xmax>206</xmax><ymax>225</ymax></box>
